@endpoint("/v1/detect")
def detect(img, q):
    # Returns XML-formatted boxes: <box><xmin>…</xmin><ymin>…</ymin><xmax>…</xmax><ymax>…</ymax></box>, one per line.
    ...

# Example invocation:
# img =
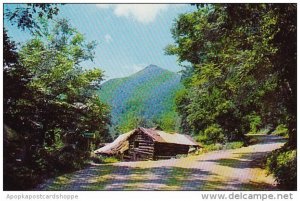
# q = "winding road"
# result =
<box><xmin>37</xmin><ymin>134</ymin><xmax>285</xmax><ymax>190</ymax></box>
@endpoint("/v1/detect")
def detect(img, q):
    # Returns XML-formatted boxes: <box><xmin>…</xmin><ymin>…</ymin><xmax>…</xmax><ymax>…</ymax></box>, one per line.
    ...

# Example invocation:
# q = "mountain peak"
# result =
<box><xmin>142</xmin><ymin>64</ymin><xmax>162</xmax><ymax>72</ymax></box>
<box><xmin>132</xmin><ymin>64</ymin><xmax>166</xmax><ymax>76</ymax></box>
<box><xmin>146</xmin><ymin>64</ymin><xmax>160</xmax><ymax>69</ymax></box>
<box><xmin>99</xmin><ymin>63</ymin><xmax>183</xmax><ymax>128</ymax></box>
<box><xmin>141</xmin><ymin>64</ymin><xmax>168</xmax><ymax>73</ymax></box>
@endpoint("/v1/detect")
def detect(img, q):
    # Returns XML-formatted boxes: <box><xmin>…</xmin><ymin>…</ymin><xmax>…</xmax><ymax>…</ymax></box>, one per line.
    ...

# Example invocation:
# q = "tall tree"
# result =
<box><xmin>17</xmin><ymin>18</ymin><xmax>110</xmax><ymax>147</ymax></box>
<box><xmin>3</xmin><ymin>19</ymin><xmax>111</xmax><ymax>189</ymax></box>
<box><xmin>167</xmin><ymin>4</ymin><xmax>296</xmax><ymax>145</ymax></box>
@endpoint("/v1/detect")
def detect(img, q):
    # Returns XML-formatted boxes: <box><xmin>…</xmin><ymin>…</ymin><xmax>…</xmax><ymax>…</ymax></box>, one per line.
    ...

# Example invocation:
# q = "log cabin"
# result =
<box><xmin>94</xmin><ymin>127</ymin><xmax>201</xmax><ymax>161</ymax></box>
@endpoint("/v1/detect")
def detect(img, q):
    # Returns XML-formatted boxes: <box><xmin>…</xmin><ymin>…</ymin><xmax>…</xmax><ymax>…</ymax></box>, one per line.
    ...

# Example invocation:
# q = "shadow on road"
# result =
<box><xmin>44</xmin><ymin>163</ymin><xmax>277</xmax><ymax>190</ymax></box>
<box><xmin>41</xmin><ymin>135</ymin><xmax>284</xmax><ymax>191</ymax></box>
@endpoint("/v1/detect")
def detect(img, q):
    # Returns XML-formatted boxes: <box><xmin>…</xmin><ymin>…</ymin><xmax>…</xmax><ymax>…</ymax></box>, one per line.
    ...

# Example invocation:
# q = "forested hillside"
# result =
<box><xmin>98</xmin><ymin>64</ymin><xmax>184</xmax><ymax>134</ymax></box>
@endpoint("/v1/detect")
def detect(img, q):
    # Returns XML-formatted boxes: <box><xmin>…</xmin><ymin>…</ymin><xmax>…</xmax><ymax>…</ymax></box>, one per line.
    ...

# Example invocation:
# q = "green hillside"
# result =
<box><xmin>98</xmin><ymin>64</ymin><xmax>184</xmax><ymax>133</ymax></box>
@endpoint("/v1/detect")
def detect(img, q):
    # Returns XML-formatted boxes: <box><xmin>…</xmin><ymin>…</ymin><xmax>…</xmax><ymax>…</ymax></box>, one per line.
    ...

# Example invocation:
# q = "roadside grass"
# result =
<box><xmin>201</xmin><ymin>175</ymin><xmax>228</xmax><ymax>190</ymax></box>
<box><xmin>201</xmin><ymin>141</ymin><xmax>245</xmax><ymax>153</ymax></box>
<box><xmin>162</xmin><ymin>168</ymin><xmax>190</xmax><ymax>190</ymax></box>
<box><xmin>90</xmin><ymin>155</ymin><xmax>120</xmax><ymax>164</ymax></box>
<box><xmin>46</xmin><ymin>164</ymin><xmax>119</xmax><ymax>190</ymax></box>
<box><xmin>47</xmin><ymin>174</ymin><xmax>73</xmax><ymax>190</ymax></box>
<box><xmin>271</xmin><ymin>124</ymin><xmax>289</xmax><ymax>138</ymax></box>
<box><xmin>121</xmin><ymin>168</ymin><xmax>151</xmax><ymax>190</ymax></box>
<box><xmin>102</xmin><ymin>157</ymin><xmax>120</xmax><ymax>163</ymax></box>
<box><xmin>85</xmin><ymin>166</ymin><xmax>118</xmax><ymax>190</ymax></box>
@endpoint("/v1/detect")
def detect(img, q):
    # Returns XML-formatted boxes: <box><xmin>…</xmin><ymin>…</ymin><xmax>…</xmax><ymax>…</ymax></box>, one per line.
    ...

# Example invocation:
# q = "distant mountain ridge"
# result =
<box><xmin>98</xmin><ymin>64</ymin><xmax>183</xmax><ymax>133</ymax></box>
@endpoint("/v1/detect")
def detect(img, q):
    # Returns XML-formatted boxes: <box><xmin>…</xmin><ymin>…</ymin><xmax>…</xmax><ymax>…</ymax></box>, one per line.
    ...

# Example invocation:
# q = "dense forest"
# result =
<box><xmin>3</xmin><ymin>3</ymin><xmax>296</xmax><ymax>190</ymax></box>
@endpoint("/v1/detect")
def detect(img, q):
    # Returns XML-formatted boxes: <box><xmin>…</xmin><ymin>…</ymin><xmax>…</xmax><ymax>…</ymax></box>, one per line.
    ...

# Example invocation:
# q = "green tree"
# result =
<box><xmin>167</xmin><ymin>4</ymin><xmax>296</xmax><ymax>145</ymax></box>
<box><xmin>5</xmin><ymin>3</ymin><xmax>62</xmax><ymax>34</ymax></box>
<box><xmin>3</xmin><ymin>19</ymin><xmax>110</xmax><ymax>189</ymax></box>
<box><xmin>3</xmin><ymin>29</ymin><xmax>35</xmax><ymax>190</ymax></box>
<box><xmin>17</xmin><ymin>18</ymin><xmax>110</xmax><ymax>148</ymax></box>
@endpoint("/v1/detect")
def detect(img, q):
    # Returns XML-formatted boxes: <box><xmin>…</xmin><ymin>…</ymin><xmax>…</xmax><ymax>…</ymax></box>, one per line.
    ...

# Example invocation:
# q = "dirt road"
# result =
<box><xmin>37</xmin><ymin>135</ymin><xmax>285</xmax><ymax>190</ymax></box>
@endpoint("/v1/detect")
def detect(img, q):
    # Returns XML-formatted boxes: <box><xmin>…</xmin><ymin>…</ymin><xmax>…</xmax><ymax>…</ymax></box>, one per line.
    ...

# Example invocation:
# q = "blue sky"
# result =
<box><xmin>4</xmin><ymin>4</ymin><xmax>196</xmax><ymax>80</ymax></box>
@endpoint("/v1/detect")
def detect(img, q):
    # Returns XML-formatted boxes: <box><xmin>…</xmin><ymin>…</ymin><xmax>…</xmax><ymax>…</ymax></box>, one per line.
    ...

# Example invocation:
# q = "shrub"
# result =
<box><xmin>272</xmin><ymin>124</ymin><xmax>288</xmax><ymax>137</ymax></box>
<box><xmin>53</xmin><ymin>146</ymin><xmax>90</xmax><ymax>172</ymax></box>
<box><xmin>4</xmin><ymin>164</ymin><xmax>42</xmax><ymax>190</ymax></box>
<box><xmin>195</xmin><ymin>132</ymin><xmax>208</xmax><ymax>143</ymax></box>
<box><xmin>257</xmin><ymin>127</ymin><xmax>271</xmax><ymax>134</ymax></box>
<box><xmin>91</xmin><ymin>155</ymin><xmax>119</xmax><ymax>164</ymax></box>
<box><xmin>203</xmin><ymin>143</ymin><xmax>224</xmax><ymax>152</ymax></box>
<box><xmin>266</xmin><ymin>148</ymin><xmax>296</xmax><ymax>190</ymax></box>
<box><xmin>247</xmin><ymin>113</ymin><xmax>262</xmax><ymax>133</ymax></box>
<box><xmin>202</xmin><ymin>141</ymin><xmax>245</xmax><ymax>152</ymax></box>
<box><xmin>224</xmin><ymin>141</ymin><xmax>244</xmax><ymax>149</ymax></box>
<box><xmin>103</xmin><ymin>156</ymin><xmax>119</xmax><ymax>163</ymax></box>
<box><xmin>203</xmin><ymin>124</ymin><xmax>225</xmax><ymax>144</ymax></box>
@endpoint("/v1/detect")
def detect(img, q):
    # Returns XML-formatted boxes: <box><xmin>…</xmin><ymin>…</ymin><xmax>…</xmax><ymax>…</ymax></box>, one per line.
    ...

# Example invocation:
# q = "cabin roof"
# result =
<box><xmin>94</xmin><ymin>130</ymin><xmax>133</xmax><ymax>155</ymax></box>
<box><xmin>140</xmin><ymin>127</ymin><xmax>200</xmax><ymax>146</ymax></box>
<box><xmin>94</xmin><ymin>127</ymin><xmax>201</xmax><ymax>155</ymax></box>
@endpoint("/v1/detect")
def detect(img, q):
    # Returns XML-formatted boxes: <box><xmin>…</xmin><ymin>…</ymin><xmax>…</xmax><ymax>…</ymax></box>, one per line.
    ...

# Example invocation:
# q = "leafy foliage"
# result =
<box><xmin>5</xmin><ymin>4</ymin><xmax>62</xmax><ymax>34</ymax></box>
<box><xmin>167</xmin><ymin>4</ymin><xmax>296</xmax><ymax>147</ymax></box>
<box><xmin>201</xmin><ymin>141</ymin><xmax>244</xmax><ymax>152</ymax></box>
<box><xmin>247</xmin><ymin>113</ymin><xmax>262</xmax><ymax>133</ymax></box>
<box><xmin>167</xmin><ymin>4</ymin><xmax>296</xmax><ymax>190</ymax></box>
<box><xmin>267</xmin><ymin>148</ymin><xmax>296</xmax><ymax>190</ymax></box>
<box><xmin>91</xmin><ymin>155</ymin><xmax>120</xmax><ymax>164</ymax></box>
<box><xmin>272</xmin><ymin>124</ymin><xmax>288</xmax><ymax>137</ymax></box>
<box><xmin>203</xmin><ymin>124</ymin><xmax>225</xmax><ymax>145</ymax></box>
<box><xmin>3</xmin><ymin>19</ymin><xmax>110</xmax><ymax>190</ymax></box>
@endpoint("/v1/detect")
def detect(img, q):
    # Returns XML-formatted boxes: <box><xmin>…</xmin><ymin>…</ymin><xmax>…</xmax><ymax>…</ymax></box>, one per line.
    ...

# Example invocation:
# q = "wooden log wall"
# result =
<box><xmin>153</xmin><ymin>143</ymin><xmax>189</xmax><ymax>160</ymax></box>
<box><xmin>127</xmin><ymin>130</ymin><xmax>155</xmax><ymax>161</ymax></box>
<box><xmin>124</xmin><ymin>130</ymin><xmax>191</xmax><ymax>161</ymax></box>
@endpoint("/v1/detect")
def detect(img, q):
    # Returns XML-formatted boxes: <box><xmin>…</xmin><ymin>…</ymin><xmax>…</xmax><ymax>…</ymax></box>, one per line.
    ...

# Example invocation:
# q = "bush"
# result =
<box><xmin>103</xmin><ymin>156</ymin><xmax>119</xmax><ymax>163</ymax></box>
<box><xmin>272</xmin><ymin>124</ymin><xmax>288</xmax><ymax>137</ymax></box>
<box><xmin>91</xmin><ymin>155</ymin><xmax>120</xmax><ymax>164</ymax></box>
<box><xmin>202</xmin><ymin>141</ymin><xmax>245</xmax><ymax>152</ymax></box>
<box><xmin>257</xmin><ymin>127</ymin><xmax>271</xmax><ymax>134</ymax></box>
<box><xmin>56</xmin><ymin>150</ymin><xmax>89</xmax><ymax>171</ymax></box>
<box><xmin>247</xmin><ymin>113</ymin><xmax>262</xmax><ymax>133</ymax></box>
<box><xmin>203</xmin><ymin>143</ymin><xmax>224</xmax><ymax>152</ymax></box>
<box><xmin>195</xmin><ymin>133</ymin><xmax>207</xmax><ymax>143</ymax></box>
<box><xmin>224</xmin><ymin>141</ymin><xmax>244</xmax><ymax>149</ymax></box>
<box><xmin>203</xmin><ymin>124</ymin><xmax>225</xmax><ymax>144</ymax></box>
<box><xmin>266</xmin><ymin>148</ymin><xmax>296</xmax><ymax>190</ymax></box>
<box><xmin>4</xmin><ymin>146</ymin><xmax>57</xmax><ymax>190</ymax></box>
<box><xmin>4</xmin><ymin>164</ymin><xmax>42</xmax><ymax>190</ymax></box>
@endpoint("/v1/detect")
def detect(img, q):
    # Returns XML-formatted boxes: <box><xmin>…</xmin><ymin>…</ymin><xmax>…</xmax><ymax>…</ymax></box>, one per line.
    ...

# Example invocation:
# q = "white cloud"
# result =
<box><xmin>132</xmin><ymin>63</ymin><xmax>146</xmax><ymax>72</ymax></box>
<box><xmin>104</xmin><ymin>34</ymin><xmax>113</xmax><ymax>43</ymax></box>
<box><xmin>96</xmin><ymin>4</ymin><xmax>169</xmax><ymax>24</ymax></box>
